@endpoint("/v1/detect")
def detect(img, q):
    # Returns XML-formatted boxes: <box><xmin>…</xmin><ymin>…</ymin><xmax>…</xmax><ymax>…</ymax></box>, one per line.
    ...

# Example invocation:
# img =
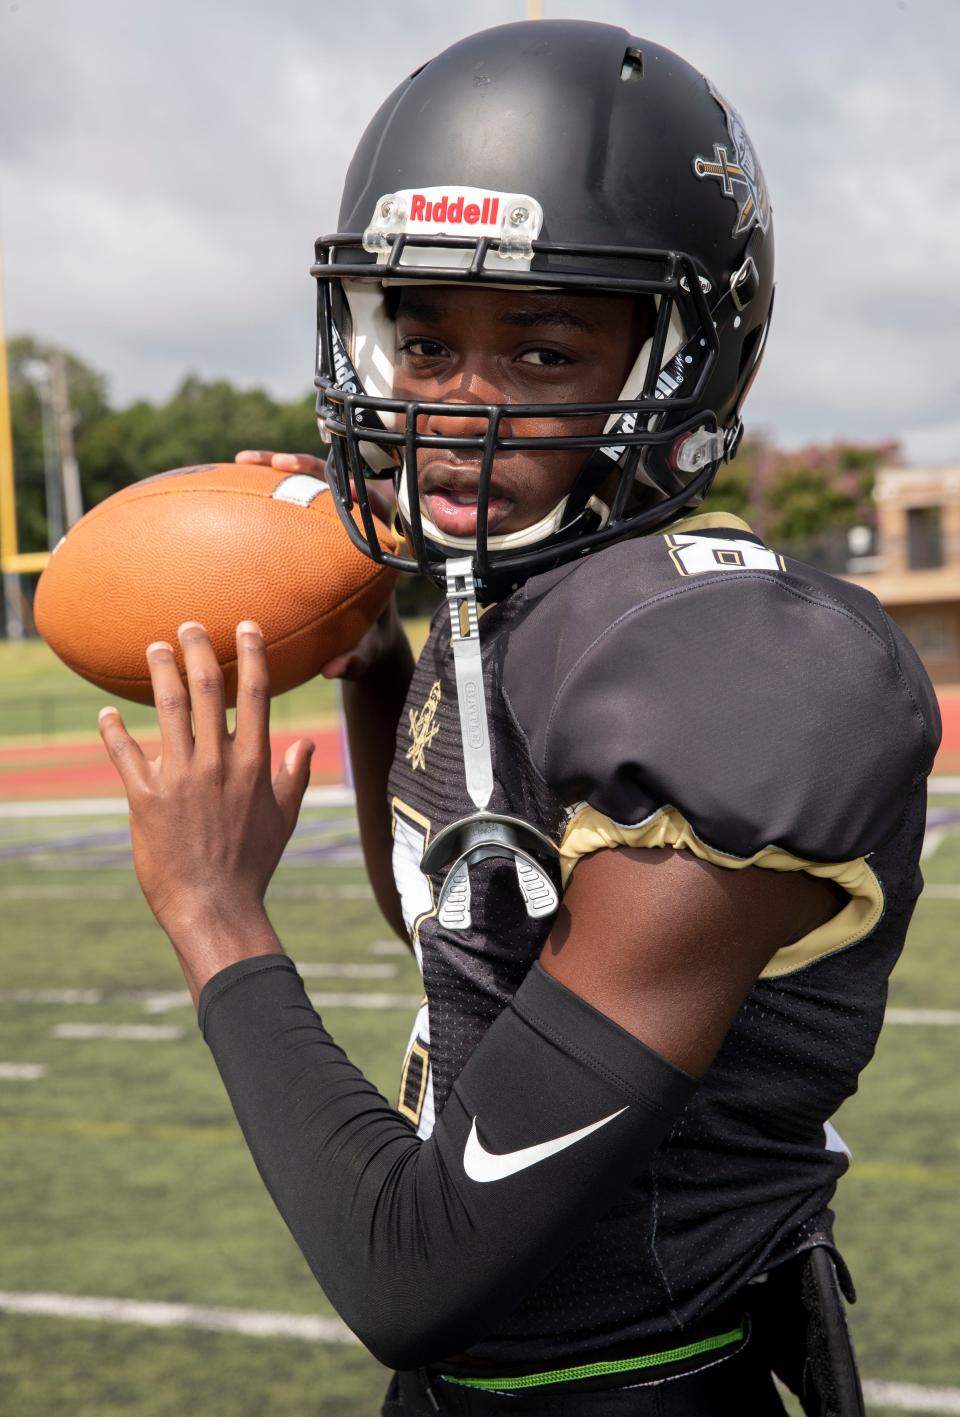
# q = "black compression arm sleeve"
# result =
<box><xmin>199</xmin><ymin>955</ymin><xmax>697</xmax><ymax>1369</ymax></box>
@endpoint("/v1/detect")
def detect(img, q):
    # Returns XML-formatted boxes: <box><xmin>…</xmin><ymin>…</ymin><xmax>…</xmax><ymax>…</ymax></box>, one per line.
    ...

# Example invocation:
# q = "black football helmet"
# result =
<box><xmin>312</xmin><ymin>19</ymin><xmax>774</xmax><ymax>599</ymax></box>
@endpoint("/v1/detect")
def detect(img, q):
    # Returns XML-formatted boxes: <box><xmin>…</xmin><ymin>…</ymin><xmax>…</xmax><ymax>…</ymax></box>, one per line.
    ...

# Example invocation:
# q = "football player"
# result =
<box><xmin>99</xmin><ymin>21</ymin><xmax>941</xmax><ymax>1416</ymax></box>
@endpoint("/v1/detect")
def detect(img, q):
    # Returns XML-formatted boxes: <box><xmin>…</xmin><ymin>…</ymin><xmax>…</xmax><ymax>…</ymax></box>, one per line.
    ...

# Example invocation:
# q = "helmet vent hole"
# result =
<box><xmin>738</xmin><ymin>326</ymin><xmax>762</xmax><ymax>379</ymax></box>
<box><xmin>620</xmin><ymin>47</ymin><xmax>643</xmax><ymax>81</ymax></box>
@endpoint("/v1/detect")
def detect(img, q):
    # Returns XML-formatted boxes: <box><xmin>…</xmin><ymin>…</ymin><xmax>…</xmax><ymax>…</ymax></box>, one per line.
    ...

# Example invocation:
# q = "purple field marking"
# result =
<box><xmin>0</xmin><ymin>827</ymin><xmax>133</xmax><ymax>862</ymax></box>
<box><xmin>3</xmin><ymin>809</ymin><xmax>956</xmax><ymax>870</ymax></box>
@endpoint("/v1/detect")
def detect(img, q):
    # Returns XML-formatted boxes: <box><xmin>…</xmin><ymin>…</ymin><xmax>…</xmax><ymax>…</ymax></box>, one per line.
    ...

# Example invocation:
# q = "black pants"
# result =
<box><xmin>381</xmin><ymin>1332</ymin><xmax>787</xmax><ymax>1416</ymax></box>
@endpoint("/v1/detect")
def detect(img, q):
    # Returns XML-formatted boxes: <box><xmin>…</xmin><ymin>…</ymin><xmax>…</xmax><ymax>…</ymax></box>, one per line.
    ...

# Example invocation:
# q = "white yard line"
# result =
<box><xmin>0</xmin><ymin>1291</ymin><xmax>956</xmax><ymax>1410</ymax></box>
<box><xmin>923</xmin><ymin>885</ymin><xmax>960</xmax><ymax>900</ymax></box>
<box><xmin>0</xmin><ymin>800</ymin><xmax>133</xmax><ymax>818</ymax></box>
<box><xmin>0</xmin><ymin>1063</ymin><xmax>47</xmax><ymax>1080</ymax></box>
<box><xmin>885</xmin><ymin>1009</ymin><xmax>960</xmax><ymax>1026</ymax></box>
<box><xmin>50</xmin><ymin>1023</ymin><xmax>185</xmax><ymax>1041</ymax></box>
<box><xmin>861</xmin><ymin>1380</ymin><xmax>960</xmax><ymax>1414</ymax></box>
<box><xmin>0</xmin><ymin>1291</ymin><xmax>355</xmax><ymax>1343</ymax></box>
<box><xmin>0</xmin><ymin>787</ymin><xmax>355</xmax><ymax>819</ymax></box>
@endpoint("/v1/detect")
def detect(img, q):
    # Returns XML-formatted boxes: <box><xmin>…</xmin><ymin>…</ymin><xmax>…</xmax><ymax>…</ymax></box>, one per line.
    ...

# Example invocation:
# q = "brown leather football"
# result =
<box><xmin>34</xmin><ymin>462</ymin><xmax>398</xmax><ymax>706</ymax></box>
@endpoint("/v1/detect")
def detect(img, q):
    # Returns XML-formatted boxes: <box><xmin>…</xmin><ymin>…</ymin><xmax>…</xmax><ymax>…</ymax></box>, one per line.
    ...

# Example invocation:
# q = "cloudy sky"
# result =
<box><xmin>0</xmin><ymin>0</ymin><xmax>957</xmax><ymax>461</ymax></box>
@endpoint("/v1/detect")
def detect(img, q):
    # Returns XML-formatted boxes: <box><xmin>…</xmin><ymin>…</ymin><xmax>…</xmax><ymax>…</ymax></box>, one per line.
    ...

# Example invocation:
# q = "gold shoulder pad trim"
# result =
<box><xmin>558</xmin><ymin>805</ymin><xmax>884</xmax><ymax>979</ymax></box>
<box><xmin>664</xmin><ymin>511</ymin><xmax>757</xmax><ymax>537</ymax></box>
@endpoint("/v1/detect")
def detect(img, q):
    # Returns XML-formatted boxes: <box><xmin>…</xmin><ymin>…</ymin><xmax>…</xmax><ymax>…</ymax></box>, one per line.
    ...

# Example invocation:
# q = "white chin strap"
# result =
<box><xmin>396</xmin><ymin>478</ymin><xmax>610</xmax><ymax>553</ymax></box>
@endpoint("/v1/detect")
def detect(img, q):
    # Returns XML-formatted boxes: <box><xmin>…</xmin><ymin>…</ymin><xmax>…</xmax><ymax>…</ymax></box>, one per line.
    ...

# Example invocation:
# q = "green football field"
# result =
<box><xmin>0</xmin><ymin>797</ymin><xmax>958</xmax><ymax>1416</ymax></box>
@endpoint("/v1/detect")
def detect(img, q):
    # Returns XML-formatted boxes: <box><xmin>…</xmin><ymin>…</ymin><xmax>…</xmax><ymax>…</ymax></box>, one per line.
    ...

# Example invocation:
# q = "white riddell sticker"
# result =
<box><xmin>365</xmin><ymin>187</ymin><xmax>543</xmax><ymax>243</ymax></box>
<box><xmin>462</xmin><ymin>1107</ymin><xmax>628</xmax><ymax>1183</ymax></box>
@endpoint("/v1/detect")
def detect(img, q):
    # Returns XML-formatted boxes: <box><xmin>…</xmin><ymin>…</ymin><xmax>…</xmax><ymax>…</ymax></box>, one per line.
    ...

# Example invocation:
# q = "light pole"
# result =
<box><xmin>50</xmin><ymin>351</ymin><xmax>84</xmax><ymax>531</ymax></box>
<box><xmin>24</xmin><ymin>360</ymin><xmax>65</xmax><ymax>550</ymax></box>
<box><xmin>24</xmin><ymin>353</ymin><xmax>84</xmax><ymax>550</ymax></box>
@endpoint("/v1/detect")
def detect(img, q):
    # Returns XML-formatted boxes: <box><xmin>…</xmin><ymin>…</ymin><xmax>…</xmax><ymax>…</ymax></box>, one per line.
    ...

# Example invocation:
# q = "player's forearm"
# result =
<box><xmin>199</xmin><ymin>955</ymin><xmax>696</xmax><ymax>1369</ymax></box>
<box><xmin>341</xmin><ymin>629</ymin><xmax>415</xmax><ymax>940</ymax></box>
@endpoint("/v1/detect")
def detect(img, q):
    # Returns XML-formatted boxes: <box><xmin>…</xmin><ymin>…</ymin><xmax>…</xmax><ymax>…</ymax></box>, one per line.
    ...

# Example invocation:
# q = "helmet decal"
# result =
<box><xmin>364</xmin><ymin>187</ymin><xmax>544</xmax><ymax>262</ymax></box>
<box><xmin>693</xmin><ymin>82</ymin><xmax>771</xmax><ymax>238</ymax></box>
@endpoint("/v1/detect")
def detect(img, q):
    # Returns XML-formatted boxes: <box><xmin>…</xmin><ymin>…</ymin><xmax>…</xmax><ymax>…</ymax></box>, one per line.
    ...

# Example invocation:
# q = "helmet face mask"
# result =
<box><xmin>312</xmin><ymin>20</ymin><xmax>774</xmax><ymax>599</ymax></box>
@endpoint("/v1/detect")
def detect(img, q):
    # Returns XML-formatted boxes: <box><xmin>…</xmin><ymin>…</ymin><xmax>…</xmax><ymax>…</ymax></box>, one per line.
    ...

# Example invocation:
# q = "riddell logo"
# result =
<box><xmin>410</xmin><ymin>193</ymin><xmax>500</xmax><ymax>226</ymax></box>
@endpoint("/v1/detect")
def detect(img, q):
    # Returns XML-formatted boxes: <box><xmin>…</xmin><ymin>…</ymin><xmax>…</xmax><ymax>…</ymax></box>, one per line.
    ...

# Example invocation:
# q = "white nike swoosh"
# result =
<box><xmin>462</xmin><ymin>1107</ymin><xmax>629</xmax><ymax>1183</ymax></box>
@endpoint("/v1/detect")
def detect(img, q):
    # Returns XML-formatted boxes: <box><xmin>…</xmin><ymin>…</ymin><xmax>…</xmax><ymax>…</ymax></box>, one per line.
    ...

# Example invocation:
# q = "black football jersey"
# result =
<box><xmin>385</xmin><ymin>511</ymin><xmax>941</xmax><ymax>1365</ymax></box>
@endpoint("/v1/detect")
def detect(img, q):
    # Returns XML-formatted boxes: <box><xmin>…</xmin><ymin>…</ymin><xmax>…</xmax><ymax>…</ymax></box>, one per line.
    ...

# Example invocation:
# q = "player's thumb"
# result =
<box><xmin>273</xmin><ymin>738</ymin><xmax>315</xmax><ymax>830</ymax></box>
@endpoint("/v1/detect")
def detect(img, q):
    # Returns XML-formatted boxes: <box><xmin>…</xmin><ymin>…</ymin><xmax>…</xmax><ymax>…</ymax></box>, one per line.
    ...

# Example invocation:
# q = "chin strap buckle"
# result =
<box><xmin>730</xmin><ymin>254</ymin><xmax>759</xmax><ymax>312</ymax></box>
<box><xmin>422</xmin><ymin>559</ymin><xmax>560</xmax><ymax>931</ymax></box>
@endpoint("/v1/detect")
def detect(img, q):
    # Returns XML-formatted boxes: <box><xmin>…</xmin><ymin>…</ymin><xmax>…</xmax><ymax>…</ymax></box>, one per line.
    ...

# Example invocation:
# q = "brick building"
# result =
<box><xmin>845</xmin><ymin>465</ymin><xmax>960</xmax><ymax>689</ymax></box>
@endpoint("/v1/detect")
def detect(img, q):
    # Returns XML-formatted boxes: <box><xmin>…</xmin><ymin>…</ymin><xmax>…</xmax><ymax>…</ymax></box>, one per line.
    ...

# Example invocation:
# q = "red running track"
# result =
<box><xmin>0</xmin><ymin>727</ymin><xmax>344</xmax><ymax>800</ymax></box>
<box><xmin>1</xmin><ymin>695</ymin><xmax>958</xmax><ymax>801</ymax></box>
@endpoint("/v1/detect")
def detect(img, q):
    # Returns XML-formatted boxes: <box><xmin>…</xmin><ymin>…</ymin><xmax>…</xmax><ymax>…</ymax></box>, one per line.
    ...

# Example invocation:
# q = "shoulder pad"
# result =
<box><xmin>502</xmin><ymin>529</ymin><xmax>940</xmax><ymax>861</ymax></box>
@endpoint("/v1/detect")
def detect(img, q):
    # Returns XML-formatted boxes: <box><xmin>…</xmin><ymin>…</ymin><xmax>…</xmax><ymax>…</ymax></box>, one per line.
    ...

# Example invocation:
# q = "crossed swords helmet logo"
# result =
<box><xmin>693</xmin><ymin>82</ymin><xmax>771</xmax><ymax>238</ymax></box>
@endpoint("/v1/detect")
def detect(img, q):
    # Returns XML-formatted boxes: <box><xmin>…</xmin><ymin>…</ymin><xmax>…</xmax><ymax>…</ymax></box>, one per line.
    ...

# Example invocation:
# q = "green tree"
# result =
<box><xmin>708</xmin><ymin>460</ymin><xmax>755</xmax><ymax>522</ymax></box>
<box><xmin>77</xmin><ymin>378</ymin><xmax>325</xmax><ymax>505</ymax></box>
<box><xmin>764</xmin><ymin>465</ymin><xmax>859</xmax><ymax>548</ymax></box>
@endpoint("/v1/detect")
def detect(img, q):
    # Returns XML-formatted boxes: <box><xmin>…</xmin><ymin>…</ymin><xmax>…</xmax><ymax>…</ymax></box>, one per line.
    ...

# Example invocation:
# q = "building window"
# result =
<box><xmin>906</xmin><ymin>507</ymin><xmax>944</xmax><ymax>570</ymax></box>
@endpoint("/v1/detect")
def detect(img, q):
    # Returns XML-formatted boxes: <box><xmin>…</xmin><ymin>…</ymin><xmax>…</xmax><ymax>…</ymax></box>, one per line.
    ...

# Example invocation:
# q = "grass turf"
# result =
<box><xmin>0</xmin><ymin>804</ymin><xmax>957</xmax><ymax>1414</ymax></box>
<box><xmin>0</xmin><ymin>627</ymin><xmax>431</xmax><ymax>742</ymax></box>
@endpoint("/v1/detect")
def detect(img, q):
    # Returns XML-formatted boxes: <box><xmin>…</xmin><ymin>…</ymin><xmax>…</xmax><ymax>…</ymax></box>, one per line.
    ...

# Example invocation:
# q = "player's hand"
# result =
<box><xmin>98</xmin><ymin>620</ymin><xmax>314</xmax><ymax>996</ymax></box>
<box><xmin>236</xmin><ymin>448</ymin><xmax>395</xmax><ymax>522</ymax></box>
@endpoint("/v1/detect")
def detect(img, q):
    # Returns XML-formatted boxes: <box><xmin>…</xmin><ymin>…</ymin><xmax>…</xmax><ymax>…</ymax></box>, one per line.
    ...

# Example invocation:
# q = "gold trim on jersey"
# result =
<box><xmin>666</xmin><ymin>511</ymin><xmax>757</xmax><ymax>536</ymax></box>
<box><xmin>398</xmin><ymin>1037</ymin><xmax>430</xmax><ymax>1126</ymax></box>
<box><xmin>558</xmin><ymin>804</ymin><xmax>884</xmax><ymax>979</ymax></box>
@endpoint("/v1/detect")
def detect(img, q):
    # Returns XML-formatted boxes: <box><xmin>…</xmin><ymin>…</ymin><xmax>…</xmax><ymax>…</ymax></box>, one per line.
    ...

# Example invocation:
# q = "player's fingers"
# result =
<box><xmin>176</xmin><ymin>621</ymin><xmax>226</xmax><ymax>759</ymax></box>
<box><xmin>98</xmin><ymin>706</ymin><xmax>150</xmax><ymax>795</ymax></box>
<box><xmin>235</xmin><ymin>449</ymin><xmax>275</xmax><ymax>465</ymax></box>
<box><xmin>233</xmin><ymin>620</ymin><xmax>271</xmax><ymax>759</ymax></box>
<box><xmin>273</xmin><ymin>738</ymin><xmax>315</xmax><ymax>833</ymax></box>
<box><xmin>271</xmin><ymin>452</ymin><xmax>327</xmax><ymax>476</ymax></box>
<box><xmin>235</xmin><ymin>449</ymin><xmax>327</xmax><ymax>476</ymax></box>
<box><xmin>146</xmin><ymin>641</ymin><xmax>194</xmax><ymax>763</ymax></box>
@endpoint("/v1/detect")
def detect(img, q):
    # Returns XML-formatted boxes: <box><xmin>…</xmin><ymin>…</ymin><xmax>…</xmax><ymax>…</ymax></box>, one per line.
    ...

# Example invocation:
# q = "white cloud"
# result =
<box><xmin>0</xmin><ymin>0</ymin><xmax>957</xmax><ymax>462</ymax></box>
<box><xmin>902</xmin><ymin>418</ymin><xmax>960</xmax><ymax>466</ymax></box>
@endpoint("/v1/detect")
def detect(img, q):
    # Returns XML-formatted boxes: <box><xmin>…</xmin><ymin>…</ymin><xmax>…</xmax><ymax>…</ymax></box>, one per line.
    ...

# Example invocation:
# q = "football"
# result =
<box><xmin>34</xmin><ymin>462</ymin><xmax>398</xmax><ymax>706</ymax></box>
